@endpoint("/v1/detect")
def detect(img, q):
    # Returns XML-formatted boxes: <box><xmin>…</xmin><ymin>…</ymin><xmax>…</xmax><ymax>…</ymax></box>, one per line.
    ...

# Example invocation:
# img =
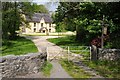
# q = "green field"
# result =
<box><xmin>47</xmin><ymin>36</ymin><xmax>82</xmax><ymax>46</ymax></box>
<box><xmin>1</xmin><ymin>37</ymin><xmax>38</xmax><ymax>56</ymax></box>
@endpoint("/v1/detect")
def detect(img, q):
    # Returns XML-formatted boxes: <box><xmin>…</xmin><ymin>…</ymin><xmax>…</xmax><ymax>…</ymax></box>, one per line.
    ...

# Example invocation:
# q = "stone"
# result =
<box><xmin>98</xmin><ymin>48</ymin><xmax>120</xmax><ymax>60</ymax></box>
<box><xmin>0</xmin><ymin>52</ymin><xmax>47</xmax><ymax>78</ymax></box>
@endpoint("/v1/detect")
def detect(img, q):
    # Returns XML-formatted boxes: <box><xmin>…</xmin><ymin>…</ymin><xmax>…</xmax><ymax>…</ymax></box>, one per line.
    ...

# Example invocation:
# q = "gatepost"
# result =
<box><xmin>91</xmin><ymin>45</ymin><xmax>98</xmax><ymax>61</ymax></box>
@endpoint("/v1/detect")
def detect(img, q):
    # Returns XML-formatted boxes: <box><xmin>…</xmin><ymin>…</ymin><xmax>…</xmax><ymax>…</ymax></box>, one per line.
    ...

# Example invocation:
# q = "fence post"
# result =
<box><xmin>46</xmin><ymin>47</ymin><xmax>49</xmax><ymax>61</ymax></box>
<box><xmin>90</xmin><ymin>46</ymin><xmax>92</xmax><ymax>60</ymax></box>
<box><xmin>91</xmin><ymin>45</ymin><xmax>98</xmax><ymax>61</ymax></box>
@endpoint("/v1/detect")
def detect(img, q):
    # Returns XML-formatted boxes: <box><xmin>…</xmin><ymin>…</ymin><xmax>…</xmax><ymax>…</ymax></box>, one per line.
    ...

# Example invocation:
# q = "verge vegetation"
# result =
<box><xmin>1</xmin><ymin>37</ymin><xmax>38</xmax><ymax>56</ymax></box>
<box><xmin>47</xmin><ymin>35</ymin><xmax>89</xmax><ymax>46</ymax></box>
<box><xmin>41</xmin><ymin>61</ymin><xmax>53</xmax><ymax>77</ymax></box>
<box><xmin>22</xmin><ymin>32</ymin><xmax>75</xmax><ymax>36</ymax></box>
<box><xmin>60</xmin><ymin>59</ymin><xmax>94</xmax><ymax>79</ymax></box>
<box><xmin>84</xmin><ymin>60</ymin><xmax>120</xmax><ymax>78</ymax></box>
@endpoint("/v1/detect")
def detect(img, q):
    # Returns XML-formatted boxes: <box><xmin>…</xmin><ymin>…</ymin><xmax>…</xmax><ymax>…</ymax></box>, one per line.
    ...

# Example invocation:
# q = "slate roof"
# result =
<box><xmin>26</xmin><ymin>13</ymin><xmax>53</xmax><ymax>23</ymax></box>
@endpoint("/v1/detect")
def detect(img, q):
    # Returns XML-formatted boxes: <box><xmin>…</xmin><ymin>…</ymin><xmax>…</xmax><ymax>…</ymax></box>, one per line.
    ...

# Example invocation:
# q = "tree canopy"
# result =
<box><xmin>54</xmin><ymin>2</ymin><xmax>120</xmax><ymax>48</ymax></box>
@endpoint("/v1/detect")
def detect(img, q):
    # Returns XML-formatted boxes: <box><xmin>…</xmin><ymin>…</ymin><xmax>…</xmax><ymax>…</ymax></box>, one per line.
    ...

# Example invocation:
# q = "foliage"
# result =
<box><xmin>2</xmin><ymin>2</ymin><xmax>32</xmax><ymax>40</ymax></box>
<box><xmin>84</xmin><ymin>60</ymin><xmax>120</xmax><ymax>78</ymax></box>
<box><xmin>55</xmin><ymin>22</ymin><xmax>67</xmax><ymax>32</ymax></box>
<box><xmin>32</xmin><ymin>3</ymin><xmax>48</xmax><ymax>13</ymax></box>
<box><xmin>41</xmin><ymin>61</ymin><xmax>53</xmax><ymax>76</ymax></box>
<box><xmin>1</xmin><ymin>37</ymin><xmax>38</xmax><ymax>56</ymax></box>
<box><xmin>53</xmin><ymin>2</ymin><xmax>80</xmax><ymax>32</ymax></box>
<box><xmin>54</xmin><ymin>2</ymin><xmax>120</xmax><ymax>48</ymax></box>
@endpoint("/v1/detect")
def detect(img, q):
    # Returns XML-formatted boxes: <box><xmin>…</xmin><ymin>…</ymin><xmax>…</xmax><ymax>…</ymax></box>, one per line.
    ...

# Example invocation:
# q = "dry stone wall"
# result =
<box><xmin>98</xmin><ymin>48</ymin><xmax>120</xmax><ymax>60</ymax></box>
<box><xmin>0</xmin><ymin>52</ymin><xmax>47</xmax><ymax>78</ymax></box>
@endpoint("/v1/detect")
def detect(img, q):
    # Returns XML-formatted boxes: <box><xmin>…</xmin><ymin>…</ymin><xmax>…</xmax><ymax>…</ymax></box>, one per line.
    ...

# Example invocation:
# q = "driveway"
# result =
<box><xmin>24</xmin><ymin>36</ymin><xmax>73</xmax><ymax>78</ymax></box>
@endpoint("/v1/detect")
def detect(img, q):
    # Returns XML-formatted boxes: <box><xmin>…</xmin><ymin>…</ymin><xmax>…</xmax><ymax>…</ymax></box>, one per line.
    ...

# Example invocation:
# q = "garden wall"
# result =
<box><xmin>98</xmin><ymin>48</ymin><xmax>120</xmax><ymax>60</ymax></box>
<box><xmin>0</xmin><ymin>52</ymin><xmax>47</xmax><ymax>78</ymax></box>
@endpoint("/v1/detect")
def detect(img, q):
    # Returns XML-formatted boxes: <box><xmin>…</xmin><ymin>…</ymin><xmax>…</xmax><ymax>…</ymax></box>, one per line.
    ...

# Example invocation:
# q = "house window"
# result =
<box><xmin>34</xmin><ymin>28</ymin><xmax>36</xmax><ymax>32</ymax></box>
<box><xmin>49</xmin><ymin>23</ymin><xmax>51</xmax><ymax>27</ymax></box>
<box><xmin>34</xmin><ymin>23</ymin><xmax>36</xmax><ymax>27</ymax></box>
<box><xmin>41</xmin><ymin>23</ymin><xmax>43</xmax><ymax>27</ymax></box>
<box><xmin>49</xmin><ymin>29</ymin><xmax>51</xmax><ymax>32</ymax></box>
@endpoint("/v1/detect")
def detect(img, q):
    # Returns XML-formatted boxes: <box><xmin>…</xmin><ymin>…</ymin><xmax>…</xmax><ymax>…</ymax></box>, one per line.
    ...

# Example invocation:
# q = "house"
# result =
<box><xmin>21</xmin><ymin>13</ymin><xmax>56</xmax><ymax>34</ymax></box>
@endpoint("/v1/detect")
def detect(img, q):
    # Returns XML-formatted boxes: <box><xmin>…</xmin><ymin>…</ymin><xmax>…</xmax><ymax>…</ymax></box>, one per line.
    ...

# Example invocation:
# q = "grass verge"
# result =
<box><xmin>60</xmin><ymin>59</ymin><xmax>93</xmax><ymax>79</ymax></box>
<box><xmin>41</xmin><ymin>61</ymin><xmax>53</xmax><ymax>76</ymax></box>
<box><xmin>22</xmin><ymin>32</ymin><xmax>75</xmax><ymax>36</ymax></box>
<box><xmin>47</xmin><ymin>36</ymin><xmax>82</xmax><ymax>46</ymax></box>
<box><xmin>84</xmin><ymin>60</ymin><xmax>120</xmax><ymax>78</ymax></box>
<box><xmin>1</xmin><ymin>37</ymin><xmax>38</xmax><ymax>56</ymax></box>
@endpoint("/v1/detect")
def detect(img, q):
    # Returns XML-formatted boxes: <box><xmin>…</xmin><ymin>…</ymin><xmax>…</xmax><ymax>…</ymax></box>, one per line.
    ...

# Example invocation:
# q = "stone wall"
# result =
<box><xmin>98</xmin><ymin>48</ymin><xmax>120</xmax><ymax>60</ymax></box>
<box><xmin>0</xmin><ymin>52</ymin><xmax>47</xmax><ymax>78</ymax></box>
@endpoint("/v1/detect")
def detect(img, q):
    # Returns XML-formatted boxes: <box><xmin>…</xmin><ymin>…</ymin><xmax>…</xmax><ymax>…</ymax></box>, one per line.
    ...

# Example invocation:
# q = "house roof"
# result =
<box><xmin>26</xmin><ymin>13</ymin><xmax>53</xmax><ymax>23</ymax></box>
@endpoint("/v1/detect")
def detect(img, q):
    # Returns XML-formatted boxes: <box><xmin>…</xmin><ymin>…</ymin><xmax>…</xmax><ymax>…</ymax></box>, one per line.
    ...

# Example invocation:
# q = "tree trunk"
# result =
<box><xmin>10</xmin><ymin>1</ymin><xmax>17</xmax><ymax>39</ymax></box>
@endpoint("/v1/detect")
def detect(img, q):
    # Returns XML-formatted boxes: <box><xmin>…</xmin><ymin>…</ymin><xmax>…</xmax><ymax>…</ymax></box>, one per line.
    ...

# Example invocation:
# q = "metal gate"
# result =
<box><xmin>47</xmin><ymin>46</ymin><xmax>91</xmax><ymax>61</ymax></box>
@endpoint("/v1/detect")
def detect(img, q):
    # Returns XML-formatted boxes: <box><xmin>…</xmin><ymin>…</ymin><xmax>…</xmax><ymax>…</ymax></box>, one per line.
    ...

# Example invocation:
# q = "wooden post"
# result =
<box><xmin>46</xmin><ymin>47</ymin><xmax>49</xmax><ymax>61</ymax></box>
<box><xmin>90</xmin><ymin>46</ymin><xmax>92</xmax><ymax>60</ymax></box>
<box><xmin>91</xmin><ymin>45</ymin><xmax>98</xmax><ymax>61</ymax></box>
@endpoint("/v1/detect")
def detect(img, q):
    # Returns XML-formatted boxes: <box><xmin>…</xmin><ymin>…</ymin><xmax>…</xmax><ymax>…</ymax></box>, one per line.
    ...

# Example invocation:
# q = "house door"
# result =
<box><xmin>43</xmin><ymin>30</ymin><xmax>45</xmax><ymax>33</ymax></box>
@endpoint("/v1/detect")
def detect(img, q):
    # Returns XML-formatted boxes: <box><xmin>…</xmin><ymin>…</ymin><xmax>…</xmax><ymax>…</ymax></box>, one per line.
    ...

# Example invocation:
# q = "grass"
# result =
<box><xmin>47</xmin><ymin>36</ymin><xmax>82</xmax><ymax>46</ymax></box>
<box><xmin>41</xmin><ymin>61</ymin><xmax>53</xmax><ymax>76</ymax></box>
<box><xmin>84</xmin><ymin>60</ymin><xmax>120</xmax><ymax>78</ymax></box>
<box><xmin>60</xmin><ymin>59</ymin><xmax>94</xmax><ymax>79</ymax></box>
<box><xmin>1</xmin><ymin>37</ymin><xmax>38</xmax><ymax>56</ymax></box>
<box><xmin>22</xmin><ymin>32</ymin><xmax>75</xmax><ymax>36</ymax></box>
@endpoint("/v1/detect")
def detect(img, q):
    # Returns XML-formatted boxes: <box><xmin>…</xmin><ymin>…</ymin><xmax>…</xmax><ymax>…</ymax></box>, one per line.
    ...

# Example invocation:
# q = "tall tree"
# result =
<box><xmin>54</xmin><ymin>2</ymin><xmax>120</xmax><ymax>48</ymax></box>
<box><xmin>33</xmin><ymin>4</ymin><xmax>49</xmax><ymax>13</ymax></box>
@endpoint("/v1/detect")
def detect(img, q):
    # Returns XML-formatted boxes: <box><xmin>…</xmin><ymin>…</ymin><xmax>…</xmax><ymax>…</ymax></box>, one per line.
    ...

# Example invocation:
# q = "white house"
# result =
<box><xmin>21</xmin><ymin>13</ymin><xmax>56</xmax><ymax>34</ymax></box>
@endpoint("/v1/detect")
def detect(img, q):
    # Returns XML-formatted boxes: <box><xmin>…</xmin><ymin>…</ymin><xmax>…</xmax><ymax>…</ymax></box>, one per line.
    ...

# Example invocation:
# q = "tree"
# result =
<box><xmin>2</xmin><ymin>2</ymin><xmax>27</xmax><ymax>39</ymax></box>
<box><xmin>54</xmin><ymin>2</ymin><xmax>80</xmax><ymax>32</ymax></box>
<box><xmin>32</xmin><ymin>3</ymin><xmax>49</xmax><ymax>13</ymax></box>
<box><xmin>2</xmin><ymin>2</ymin><xmax>48</xmax><ymax>40</ymax></box>
<box><xmin>54</xmin><ymin>2</ymin><xmax>120</xmax><ymax>48</ymax></box>
<box><xmin>105</xmin><ymin>2</ymin><xmax>120</xmax><ymax>48</ymax></box>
